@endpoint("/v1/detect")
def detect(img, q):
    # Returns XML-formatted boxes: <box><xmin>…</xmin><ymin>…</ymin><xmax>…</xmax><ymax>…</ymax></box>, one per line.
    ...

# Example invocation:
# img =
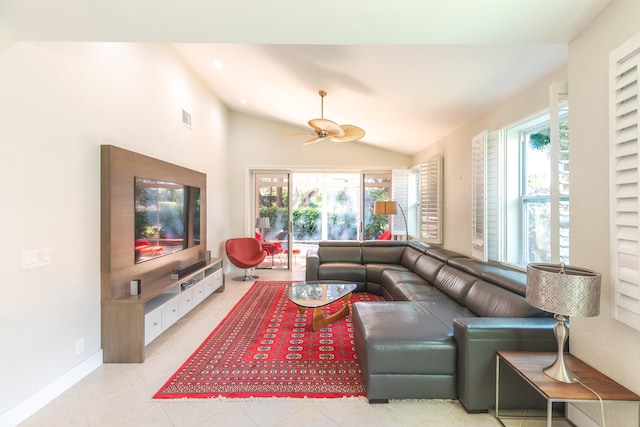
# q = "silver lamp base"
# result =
<box><xmin>545</xmin><ymin>314</ymin><xmax>579</xmax><ymax>383</ymax></box>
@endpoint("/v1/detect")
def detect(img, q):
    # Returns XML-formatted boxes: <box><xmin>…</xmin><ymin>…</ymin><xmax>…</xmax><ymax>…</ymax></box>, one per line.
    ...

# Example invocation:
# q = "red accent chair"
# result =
<box><xmin>377</xmin><ymin>230</ymin><xmax>392</xmax><ymax>240</ymax></box>
<box><xmin>225</xmin><ymin>238</ymin><xmax>268</xmax><ymax>281</ymax></box>
<box><xmin>255</xmin><ymin>232</ymin><xmax>284</xmax><ymax>265</ymax></box>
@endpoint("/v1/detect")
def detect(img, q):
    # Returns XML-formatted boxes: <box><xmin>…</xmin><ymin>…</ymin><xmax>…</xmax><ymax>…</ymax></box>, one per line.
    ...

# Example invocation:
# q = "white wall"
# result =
<box><xmin>568</xmin><ymin>0</ymin><xmax>640</xmax><ymax>424</ymax></box>
<box><xmin>225</xmin><ymin>111</ymin><xmax>412</xmax><ymax>239</ymax></box>
<box><xmin>0</xmin><ymin>41</ymin><xmax>228</xmax><ymax>417</ymax></box>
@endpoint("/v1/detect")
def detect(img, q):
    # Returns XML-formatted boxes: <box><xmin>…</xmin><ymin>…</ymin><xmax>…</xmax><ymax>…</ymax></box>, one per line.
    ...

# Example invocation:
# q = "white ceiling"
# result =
<box><xmin>0</xmin><ymin>0</ymin><xmax>611</xmax><ymax>154</ymax></box>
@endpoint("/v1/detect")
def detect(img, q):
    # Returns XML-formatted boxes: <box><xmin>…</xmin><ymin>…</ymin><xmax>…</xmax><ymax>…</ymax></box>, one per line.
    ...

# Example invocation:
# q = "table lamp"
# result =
<box><xmin>526</xmin><ymin>263</ymin><xmax>601</xmax><ymax>383</ymax></box>
<box><xmin>374</xmin><ymin>200</ymin><xmax>408</xmax><ymax>241</ymax></box>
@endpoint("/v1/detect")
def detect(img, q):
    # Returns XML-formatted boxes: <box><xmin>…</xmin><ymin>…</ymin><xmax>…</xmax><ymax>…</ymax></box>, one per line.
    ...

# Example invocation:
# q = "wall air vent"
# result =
<box><xmin>182</xmin><ymin>109</ymin><xmax>192</xmax><ymax>128</ymax></box>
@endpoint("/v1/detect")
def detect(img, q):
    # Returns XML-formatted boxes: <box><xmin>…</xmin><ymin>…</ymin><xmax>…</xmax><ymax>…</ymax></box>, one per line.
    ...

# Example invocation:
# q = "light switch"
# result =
<box><xmin>22</xmin><ymin>248</ymin><xmax>52</xmax><ymax>269</ymax></box>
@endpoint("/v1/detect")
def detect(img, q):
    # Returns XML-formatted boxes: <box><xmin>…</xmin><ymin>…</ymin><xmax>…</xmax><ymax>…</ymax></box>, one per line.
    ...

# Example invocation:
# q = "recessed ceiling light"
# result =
<box><xmin>240</xmin><ymin>99</ymin><xmax>248</xmax><ymax>105</ymax></box>
<box><xmin>212</xmin><ymin>60</ymin><xmax>223</xmax><ymax>69</ymax></box>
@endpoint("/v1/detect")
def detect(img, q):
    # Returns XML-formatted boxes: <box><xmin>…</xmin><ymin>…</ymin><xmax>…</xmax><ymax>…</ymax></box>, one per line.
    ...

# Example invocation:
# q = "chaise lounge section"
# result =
<box><xmin>305</xmin><ymin>240</ymin><xmax>558</xmax><ymax>412</ymax></box>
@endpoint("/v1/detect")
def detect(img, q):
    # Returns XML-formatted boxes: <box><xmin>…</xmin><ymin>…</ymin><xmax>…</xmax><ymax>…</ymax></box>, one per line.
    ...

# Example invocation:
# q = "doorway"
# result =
<box><xmin>254</xmin><ymin>171</ymin><xmax>392</xmax><ymax>270</ymax></box>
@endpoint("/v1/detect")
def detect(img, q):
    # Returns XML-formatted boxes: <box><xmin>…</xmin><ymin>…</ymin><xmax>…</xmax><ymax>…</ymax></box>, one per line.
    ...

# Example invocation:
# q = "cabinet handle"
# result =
<box><xmin>154</xmin><ymin>322</ymin><xmax>159</xmax><ymax>326</ymax></box>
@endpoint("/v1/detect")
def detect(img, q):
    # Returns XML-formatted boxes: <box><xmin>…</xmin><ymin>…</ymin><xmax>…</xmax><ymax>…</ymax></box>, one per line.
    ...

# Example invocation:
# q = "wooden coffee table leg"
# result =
<box><xmin>311</xmin><ymin>293</ymin><xmax>352</xmax><ymax>332</ymax></box>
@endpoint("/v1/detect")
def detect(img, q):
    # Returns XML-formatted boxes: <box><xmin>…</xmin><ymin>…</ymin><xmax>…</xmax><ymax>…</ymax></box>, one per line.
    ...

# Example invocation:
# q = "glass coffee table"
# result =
<box><xmin>285</xmin><ymin>281</ymin><xmax>357</xmax><ymax>331</ymax></box>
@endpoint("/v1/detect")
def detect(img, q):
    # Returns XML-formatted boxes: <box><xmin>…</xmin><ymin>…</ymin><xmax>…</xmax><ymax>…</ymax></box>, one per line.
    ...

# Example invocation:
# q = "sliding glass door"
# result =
<box><xmin>255</xmin><ymin>173</ymin><xmax>291</xmax><ymax>269</ymax></box>
<box><xmin>253</xmin><ymin>170</ymin><xmax>393</xmax><ymax>270</ymax></box>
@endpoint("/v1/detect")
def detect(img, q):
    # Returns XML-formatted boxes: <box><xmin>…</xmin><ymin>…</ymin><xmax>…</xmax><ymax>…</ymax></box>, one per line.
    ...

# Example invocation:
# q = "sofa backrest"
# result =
<box><xmin>318</xmin><ymin>241</ymin><xmax>362</xmax><ymax>264</ymax></box>
<box><xmin>465</xmin><ymin>280</ymin><xmax>548</xmax><ymax>317</ymax></box>
<box><xmin>433</xmin><ymin>264</ymin><xmax>478</xmax><ymax>305</ymax></box>
<box><xmin>425</xmin><ymin>247</ymin><xmax>467</xmax><ymax>263</ymax></box>
<box><xmin>361</xmin><ymin>240</ymin><xmax>406</xmax><ymax>264</ymax></box>
<box><xmin>401</xmin><ymin>246</ymin><xmax>425</xmax><ymax>269</ymax></box>
<box><xmin>413</xmin><ymin>255</ymin><xmax>445</xmax><ymax>284</ymax></box>
<box><xmin>448</xmin><ymin>257</ymin><xmax>527</xmax><ymax>297</ymax></box>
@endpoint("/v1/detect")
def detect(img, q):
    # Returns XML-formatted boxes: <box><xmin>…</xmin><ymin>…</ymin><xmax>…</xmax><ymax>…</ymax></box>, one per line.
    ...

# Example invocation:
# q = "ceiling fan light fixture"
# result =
<box><xmin>283</xmin><ymin>90</ymin><xmax>365</xmax><ymax>145</ymax></box>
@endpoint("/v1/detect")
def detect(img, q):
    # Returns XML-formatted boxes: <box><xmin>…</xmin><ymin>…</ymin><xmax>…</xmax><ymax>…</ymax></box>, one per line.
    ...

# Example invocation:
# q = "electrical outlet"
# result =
<box><xmin>75</xmin><ymin>337</ymin><xmax>85</xmax><ymax>355</ymax></box>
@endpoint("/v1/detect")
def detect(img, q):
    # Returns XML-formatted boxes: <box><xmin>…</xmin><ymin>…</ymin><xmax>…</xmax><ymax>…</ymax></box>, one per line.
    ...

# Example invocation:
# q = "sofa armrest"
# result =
<box><xmin>305</xmin><ymin>247</ymin><xmax>320</xmax><ymax>281</ymax></box>
<box><xmin>453</xmin><ymin>317</ymin><xmax>558</xmax><ymax>413</ymax></box>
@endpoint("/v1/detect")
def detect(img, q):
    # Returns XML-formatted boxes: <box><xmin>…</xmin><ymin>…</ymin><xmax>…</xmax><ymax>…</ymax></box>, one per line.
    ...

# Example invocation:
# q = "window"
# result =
<box><xmin>475</xmin><ymin>83</ymin><xmax>569</xmax><ymax>268</ymax></box>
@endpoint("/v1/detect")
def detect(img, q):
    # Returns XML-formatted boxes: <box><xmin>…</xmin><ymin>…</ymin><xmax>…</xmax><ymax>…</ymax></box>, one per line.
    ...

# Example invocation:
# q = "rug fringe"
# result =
<box><xmin>153</xmin><ymin>395</ymin><xmax>369</xmax><ymax>402</ymax></box>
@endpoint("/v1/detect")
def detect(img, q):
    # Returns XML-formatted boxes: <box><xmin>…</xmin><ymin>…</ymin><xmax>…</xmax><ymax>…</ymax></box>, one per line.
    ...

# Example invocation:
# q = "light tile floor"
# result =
<box><xmin>20</xmin><ymin>268</ymin><xmax>571</xmax><ymax>426</ymax></box>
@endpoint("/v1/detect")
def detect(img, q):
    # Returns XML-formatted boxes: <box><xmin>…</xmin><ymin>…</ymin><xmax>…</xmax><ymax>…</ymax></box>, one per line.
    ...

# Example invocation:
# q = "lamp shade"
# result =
<box><xmin>526</xmin><ymin>263</ymin><xmax>601</xmax><ymax>317</ymax></box>
<box><xmin>374</xmin><ymin>201</ymin><xmax>397</xmax><ymax>215</ymax></box>
<box><xmin>255</xmin><ymin>217</ymin><xmax>270</xmax><ymax>229</ymax></box>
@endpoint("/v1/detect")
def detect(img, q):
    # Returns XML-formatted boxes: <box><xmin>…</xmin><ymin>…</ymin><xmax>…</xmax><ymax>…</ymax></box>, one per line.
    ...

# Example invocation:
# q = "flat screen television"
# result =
<box><xmin>134</xmin><ymin>177</ymin><xmax>201</xmax><ymax>263</ymax></box>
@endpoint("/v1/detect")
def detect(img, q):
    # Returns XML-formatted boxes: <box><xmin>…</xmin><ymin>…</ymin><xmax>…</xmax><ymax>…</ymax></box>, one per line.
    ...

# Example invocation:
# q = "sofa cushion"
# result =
<box><xmin>413</xmin><ymin>255</ymin><xmax>446</xmax><ymax>284</ymax></box>
<box><xmin>318</xmin><ymin>241</ymin><xmax>362</xmax><ymax>264</ymax></box>
<box><xmin>317</xmin><ymin>262</ymin><xmax>366</xmax><ymax>291</ymax></box>
<box><xmin>480</xmin><ymin>268</ymin><xmax>527</xmax><ymax>297</ymax></box>
<box><xmin>420</xmin><ymin>300</ymin><xmax>477</xmax><ymax>325</ymax></box>
<box><xmin>433</xmin><ymin>264</ymin><xmax>478</xmax><ymax>305</ymax></box>
<box><xmin>361</xmin><ymin>241</ymin><xmax>406</xmax><ymax>264</ymax></box>
<box><xmin>353</xmin><ymin>302</ymin><xmax>457</xmax><ymax>375</ymax></box>
<box><xmin>447</xmin><ymin>257</ymin><xmax>493</xmax><ymax>277</ymax></box>
<box><xmin>392</xmin><ymin>282</ymin><xmax>452</xmax><ymax>302</ymax></box>
<box><xmin>401</xmin><ymin>246</ymin><xmax>425</xmax><ymax>269</ymax></box>
<box><xmin>447</xmin><ymin>257</ymin><xmax>527</xmax><ymax>296</ymax></box>
<box><xmin>366</xmin><ymin>263</ymin><xmax>409</xmax><ymax>286</ymax></box>
<box><xmin>465</xmin><ymin>280</ymin><xmax>548</xmax><ymax>318</ymax></box>
<box><xmin>380</xmin><ymin>270</ymin><xmax>428</xmax><ymax>300</ymax></box>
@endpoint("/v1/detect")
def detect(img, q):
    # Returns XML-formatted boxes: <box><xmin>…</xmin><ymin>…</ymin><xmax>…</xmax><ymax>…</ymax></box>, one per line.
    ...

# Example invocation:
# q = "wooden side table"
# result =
<box><xmin>496</xmin><ymin>351</ymin><xmax>640</xmax><ymax>427</ymax></box>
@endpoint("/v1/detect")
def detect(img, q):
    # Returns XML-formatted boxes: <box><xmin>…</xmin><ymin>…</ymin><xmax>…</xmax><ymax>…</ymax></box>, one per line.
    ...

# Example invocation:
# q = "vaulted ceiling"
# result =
<box><xmin>0</xmin><ymin>0</ymin><xmax>611</xmax><ymax>154</ymax></box>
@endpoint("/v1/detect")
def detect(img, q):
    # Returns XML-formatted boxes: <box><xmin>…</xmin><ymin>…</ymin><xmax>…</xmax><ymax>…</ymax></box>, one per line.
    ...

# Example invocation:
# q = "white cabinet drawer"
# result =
<box><xmin>212</xmin><ymin>269</ymin><xmax>223</xmax><ymax>292</ymax></box>
<box><xmin>203</xmin><ymin>275</ymin><xmax>214</xmax><ymax>297</ymax></box>
<box><xmin>164</xmin><ymin>296</ymin><xmax>181</xmax><ymax>328</ymax></box>
<box><xmin>180</xmin><ymin>287</ymin><xmax>194</xmax><ymax>314</ymax></box>
<box><xmin>144</xmin><ymin>305</ymin><xmax>163</xmax><ymax>345</ymax></box>
<box><xmin>193</xmin><ymin>281</ymin><xmax>205</xmax><ymax>304</ymax></box>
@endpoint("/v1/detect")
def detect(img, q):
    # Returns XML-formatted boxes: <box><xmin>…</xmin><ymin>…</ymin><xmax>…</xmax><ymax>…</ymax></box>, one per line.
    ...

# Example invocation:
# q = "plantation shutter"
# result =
<box><xmin>392</xmin><ymin>168</ymin><xmax>409</xmax><ymax>238</ymax></box>
<box><xmin>471</xmin><ymin>131</ymin><xmax>487</xmax><ymax>260</ymax></box>
<box><xmin>419</xmin><ymin>156</ymin><xmax>443</xmax><ymax>244</ymax></box>
<box><xmin>550</xmin><ymin>82</ymin><xmax>570</xmax><ymax>264</ymax></box>
<box><xmin>610</xmin><ymin>32</ymin><xmax>640</xmax><ymax>331</ymax></box>
<box><xmin>486</xmin><ymin>130</ymin><xmax>502</xmax><ymax>261</ymax></box>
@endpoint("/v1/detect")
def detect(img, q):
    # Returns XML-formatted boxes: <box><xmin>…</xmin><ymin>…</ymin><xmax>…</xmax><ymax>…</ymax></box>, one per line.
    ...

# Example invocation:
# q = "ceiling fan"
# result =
<box><xmin>285</xmin><ymin>90</ymin><xmax>366</xmax><ymax>145</ymax></box>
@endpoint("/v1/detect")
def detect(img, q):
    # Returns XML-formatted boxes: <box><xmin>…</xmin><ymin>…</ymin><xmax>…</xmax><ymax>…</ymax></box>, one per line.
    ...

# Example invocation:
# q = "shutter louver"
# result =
<box><xmin>610</xmin><ymin>32</ymin><xmax>640</xmax><ymax>331</ymax></box>
<box><xmin>420</xmin><ymin>156</ymin><xmax>443</xmax><ymax>244</ymax></box>
<box><xmin>471</xmin><ymin>131</ymin><xmax>487</xmax><ymax>260</ymax></box>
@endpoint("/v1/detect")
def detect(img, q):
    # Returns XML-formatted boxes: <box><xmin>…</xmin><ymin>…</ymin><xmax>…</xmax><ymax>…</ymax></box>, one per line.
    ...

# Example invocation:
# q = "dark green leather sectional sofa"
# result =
<box><xmin>305</xmin><ymin>240</ymin><xmax>558</xmax><ymax>412</ymax></box>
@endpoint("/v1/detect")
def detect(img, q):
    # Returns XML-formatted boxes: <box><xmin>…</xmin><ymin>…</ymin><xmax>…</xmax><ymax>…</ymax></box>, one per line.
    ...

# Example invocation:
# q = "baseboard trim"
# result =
<box><xmin>567</xmin><ymin>403</ymin><xmax>600</xmax><ymax>427</ymax></box>
<box><xmin>0</xmin><ymin>350</ymin><xmax>103</xmax><ymax>427</ymax></box>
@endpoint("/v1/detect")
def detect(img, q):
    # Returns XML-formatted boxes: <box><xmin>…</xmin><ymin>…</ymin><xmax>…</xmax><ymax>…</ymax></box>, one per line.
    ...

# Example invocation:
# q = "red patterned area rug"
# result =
<box><xmin>153</xmin><ymin>281</ymin><xmax>382</xmax><ymax>399</ymax></box>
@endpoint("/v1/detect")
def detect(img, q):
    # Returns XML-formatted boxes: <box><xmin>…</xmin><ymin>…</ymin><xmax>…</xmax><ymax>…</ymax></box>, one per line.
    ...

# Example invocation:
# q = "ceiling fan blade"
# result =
<box><xmin>281</xmin><ymin>131</ymin><xmax>314</xmax><ymax>136</ymax></box>
<box><xmin>330</xmin><ymin>125</ymin><xmax>366</xmax><ymax>142</ymax></box>
<box><xmin>303</xmin><ymin>135</ymin><xmax>328</xmax><ymax>145</ymax></box>
<box><xmin>308</xmin><ymin>118</ymin><xmax>345</xmax><ymax>137</ymax></box>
